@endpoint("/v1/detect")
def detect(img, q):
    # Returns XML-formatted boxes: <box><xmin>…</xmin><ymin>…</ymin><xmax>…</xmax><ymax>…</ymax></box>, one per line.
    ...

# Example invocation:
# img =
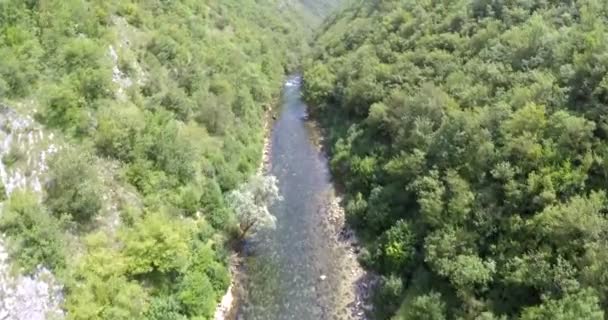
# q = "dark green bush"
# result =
<box><xmin>45</xmin><ymin>149</ymin><xmax>102</xmax><ymax>223</ymax></box>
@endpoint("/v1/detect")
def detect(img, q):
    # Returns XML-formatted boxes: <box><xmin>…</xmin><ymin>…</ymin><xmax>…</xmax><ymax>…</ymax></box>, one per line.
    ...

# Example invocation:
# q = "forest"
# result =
<box><xmin>304</xmin><ymin>0</ymin><xmax>608</xmax><ymax>319</ymax></box>
<box><xmin>4</xmin><ymin>0</ymin><xmax>608</xmax><ymax>319</ymax></box>
<box><xmin>0</xmin><ymin>0</ymin><xmax>328</xmax><ymax>319</ymax></box>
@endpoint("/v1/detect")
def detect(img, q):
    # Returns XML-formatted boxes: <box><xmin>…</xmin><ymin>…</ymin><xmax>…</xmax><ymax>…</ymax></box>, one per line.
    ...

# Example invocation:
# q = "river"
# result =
<box><xmin>236</xmin><ymin>76</ymin><xmax>371</xmax><ymax>319</ymax></box>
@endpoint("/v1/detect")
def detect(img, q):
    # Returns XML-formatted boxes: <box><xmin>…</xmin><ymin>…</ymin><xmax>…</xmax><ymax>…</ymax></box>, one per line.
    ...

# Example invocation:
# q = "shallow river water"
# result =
<box><xmin>236</xmin><ymin>76</ymin><xmax>369</xmax><ymax>320</ymax></box>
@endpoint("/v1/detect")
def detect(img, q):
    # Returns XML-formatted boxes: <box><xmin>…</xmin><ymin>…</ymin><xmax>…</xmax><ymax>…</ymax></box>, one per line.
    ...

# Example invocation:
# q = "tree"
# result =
<box><xmin>303</xmin><ymin>0</ymin><xmax>608</xmax><ymax>317</ymax></box>
<box><xmin>65</xmin><ymin>232</ymin><xmax>148</xmax><ymax>320</ymax></box>
<box><xmin>95</xmin><ymin>102</ymin><xmax>145</xmax><ymax>161</ymax></box>
<box><xmin>411</xmin><ymin>171</ymin><xmax>446</xmax><ymax>228</ymax></box>
<box><xmin>120</xmin><ymin>211</ymin><xmax>193</xmax><ymax>276</ymax></box>
<box><xmin>227</xmin><ymin>174</ymin><xmax>281</xmax><ymax>239</ymax></box>
<box><xmin>144</xmin><ymin>297</ymin><xmax>187</xmax><ymax>320</ymax></box>
<box><xmin>400</xmin><ymin>292</ymin><xmax>447</xmax><ymax>320</ymax></box>
<box><xmin>0</xmin><ymin>0</ymin><xmax>344</xmax><ymax>319</ymax></box>
<box><xmin>374</xmin><ymin>274</ymin><xmax>404</xmax><ymax>318</ymax></box>
<box><xmin>376</xmin><ymin>220</ymin><xmax>416</xmax><ymax>273</ymax></box>
<box><xmin>520</xmin><ymin>289</ymin><xmax>604</xmax><ymax>320</ymax></box>
<box><xmin>303</xmin><ymin>63</ymin><xmax>336</xmax><ymax>107</ymax></box>
<box><xmin>177</xmin><ymin>270</ymin><xmax>217</xmax><ymax>318</ymax></box>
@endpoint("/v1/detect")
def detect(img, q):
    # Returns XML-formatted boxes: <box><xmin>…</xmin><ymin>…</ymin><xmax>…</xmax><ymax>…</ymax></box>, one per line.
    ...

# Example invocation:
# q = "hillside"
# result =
<box><xmin>304</xmin><ymin>1</ymin><xmax>608</xmax><ymax>319</ymax></box>
<box><xmin>0</xmin><ymin>1</ymin><xmax>335</xmax><ymax>319</ymax></box>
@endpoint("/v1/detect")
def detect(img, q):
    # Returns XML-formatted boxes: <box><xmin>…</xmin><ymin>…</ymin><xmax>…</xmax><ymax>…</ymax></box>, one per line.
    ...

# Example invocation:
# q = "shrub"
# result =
<box><xmin>65</xmin><ymin>232</ymin><xmax>148</xmax><ymax>320</ymax></box>
<box><xmin>95</xmin><ymin>102</ymin><xmax>145</xmax><ymax>161</ymax></box>
<box><xmin>121</xmin><ymin>211</ymin><xmax>193</xmax><ymax>276</ymax></box>
<box><xmin>0</xmin><ymin>190</ymin><xmax>66</xmax><ymax>272</ymax></box>
<box><xmin>0</xmin><ymin>181</ymin><xmax>6</xmax><ymax>201</ymax></box>
<box><xmin>1</xmin><ymin>144</ymin><xmax>24</xmax><ymax>168</ymax></box>
<box><xmin>144</xmin><ymin>297</ymin><xmax>187</xmax><ymax>320</ymax></box>
<box><xmin>45</xmin><ymin>149</ymin><xmax>102</xmax><ymax>223</ymax></box>
<box><xmin>41</xmin><ymin>82</ymin><xmax>89</xmax><ymax>135</ymax></box>
<box><xmin>373</xmin><ymin>275</ymin><xmax>404</xmax><ymax>318</ymax></box>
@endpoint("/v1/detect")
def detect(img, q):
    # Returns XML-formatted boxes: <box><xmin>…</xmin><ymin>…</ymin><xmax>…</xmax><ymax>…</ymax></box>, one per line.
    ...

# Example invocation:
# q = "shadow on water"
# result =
<box><xmin>236</xmin><ymin>75</ymin><xmax>365</xmax><ymax>320</ymax></box>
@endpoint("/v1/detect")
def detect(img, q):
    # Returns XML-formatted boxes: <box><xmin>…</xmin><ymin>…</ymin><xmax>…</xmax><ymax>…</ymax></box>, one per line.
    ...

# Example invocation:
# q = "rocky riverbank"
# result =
<box><xmin>213</xmin><ymin>253</ymin><xmax>242</xmax><ymax>320</ymax></box>
<box><xmin>316</xmin><ymin>188</ymin><xmax>377</xmax><ymax>319</ymax></box>
<box><xmin>304</xmin><ymin>103</ymin><xmax>377</xmax><ymax>319</ymax></box>
<box><xmin>214</xmin><ymin>105</ymin><xmax>276</xmax><ymax>320</ymax></box>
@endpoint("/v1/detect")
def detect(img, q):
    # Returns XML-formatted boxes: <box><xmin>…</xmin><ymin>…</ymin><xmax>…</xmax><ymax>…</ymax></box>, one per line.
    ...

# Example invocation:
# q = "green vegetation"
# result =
<box><xmin>45</xmin><ymin>149</ymin><xmax>102</xmax><ymax>223</ymax></box>
<box><xmin>0</xmin><ymin>0</ymin><xmax>332</xmax><ymax>319</ymax></box>
<box><xmin>0</xmin><ymin>181</ymin><xmax>6</xmax><ymax>201</ymax></box>
<box><xmin>228</xmin><ymin>174</ymin><xmax>281</xmax><ymax>239</ymax></box>
<box><xmin>1</xmin><ymin>144</ymin><xmax>24</xmax><ymax>168</ymax></box>
<box><xmin>0</xmin><ymin>190</ymin><xmax>66</xmax><ymax>273</ymax></box>
<box><xmin>304</xmin><ymin>0</ymin><xmax>608</xmax><ymax>319</ymax></box>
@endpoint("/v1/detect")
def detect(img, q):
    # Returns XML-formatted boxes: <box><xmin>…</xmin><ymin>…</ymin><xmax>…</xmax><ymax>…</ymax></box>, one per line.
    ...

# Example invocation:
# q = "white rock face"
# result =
<box><xmin>0</xmin><ymin>107</ymin><xmax>58</xmax><ymax>195</ymax></box>
<box><xmin>0</xmin><ymin>105</ymin><xmax>64</xmax><ymax>320</ymax></box>
<box><xmin>109</xmin><ymin>45</ymin><xmax>133</xmax><ymax>101</ymax></box>
<box><xmin>214</xmin><ymin>284</ymin><xmax>235</xmax><ymax>320</ymax></box>
<box><xmin>0</xmin><ymin>241</ymin><xmax>64</xmax><ymax>320</ymax></box>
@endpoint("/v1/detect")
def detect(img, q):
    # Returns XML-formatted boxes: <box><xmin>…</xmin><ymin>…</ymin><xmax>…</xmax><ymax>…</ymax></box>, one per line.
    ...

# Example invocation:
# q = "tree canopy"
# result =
<box><xmin>0</xmin><ymin>0</ymin><xmax>335</xmax><ymax>319</ymax></box>
<box><xmin>304</xmin><ymin>0</ymin><xmax>608</xmax><ymax>318</ymax></box>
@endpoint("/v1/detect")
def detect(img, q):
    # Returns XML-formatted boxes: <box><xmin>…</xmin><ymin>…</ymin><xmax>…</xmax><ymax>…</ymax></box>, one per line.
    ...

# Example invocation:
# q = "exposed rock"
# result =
<box><xmin>321</xmin><ymin>193</ymin><xmax>377</xmax><ymax>319</ymax></box>
<box><xmin>0</xmin><ymin>106</ymin><xmax>64</xmax><ymax>320</ymax></box>
<box><xmin>0</xmin><ymin>240</ymin><xmax>64</xmax><ymax>320</ymax></box>
<box><xmin>214</xmin><ymin>284</ymin><xmax>235</xmax><ymax>320</ymax></box>
<box><xmin>108</xmin><ymin>45</ymin><xmax>133</xmax><ymax>102</ymax></box>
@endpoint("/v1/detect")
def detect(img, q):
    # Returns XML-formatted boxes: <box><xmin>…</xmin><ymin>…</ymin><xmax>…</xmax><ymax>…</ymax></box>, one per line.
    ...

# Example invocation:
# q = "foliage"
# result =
<box><xmin>227</xmin><ymin>174</ymin><xmax>281</xmax><ymax>238</ymax></box>
<box><xmin>1</xmin><ymin>144</ymin><xmax>24</xmax><ymax>168</ymax></box>
<box><xmin>304</xmin><ymin>0</ymin><xmax>608</xmax><ymax>318</ymax></box>
<box><xmin>45</xmin><ymin>149</ymin><xmax>102</xmax><ymax>223</ymax></box>
<box><xmin>400</xmin><ymin>292</ymin><xmax>447</xmax><ymax>320</ymax></box>
<box><xmin>0</xmin><ymin>181</ymin><xmax>5</xmax><ymax>201</ymax></box>
<box><xmin>64</xmin><ymin>232</ymin><xmax>149</xmax><ymax>320</ymax></box>
<box><xmin>0</xmin><ymin>190</ymin><xmax>66</xmax><ymax>273</ymax></box>
<box><xmin>520</xmin><ymin>289</ymin><xmax>604</xmax><ymax>320</ymax></box>
<box><xmin>144</xmin><ymin>297</ymin><xmax>187</xmax><ymax>320</ymax></box>
<box><xmin>0</xmin><ymin>0</ymin><xmax>338</xmax><ymax>318</ymax></box>
<box><xmin>120</xmin><ymin>211</ymin><xmax>193</xmax><ymax>276</ymax></box>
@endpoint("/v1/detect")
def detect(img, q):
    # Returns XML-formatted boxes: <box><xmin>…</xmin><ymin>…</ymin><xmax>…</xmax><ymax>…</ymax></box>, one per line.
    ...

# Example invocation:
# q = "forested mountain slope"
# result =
<box><xmin>0</xmin><ymin>1</ymin><xmax>335</xmax><ymax>319</ymax></box>
<box><xmin>304</xmin><ymin>0</ymin><xmax>608</xmax><ymax>319</ymax></box>
<box><xmin>284</xmin><ymin>0</ymin><xmax>344</xmax><ymax>25</ymax></box>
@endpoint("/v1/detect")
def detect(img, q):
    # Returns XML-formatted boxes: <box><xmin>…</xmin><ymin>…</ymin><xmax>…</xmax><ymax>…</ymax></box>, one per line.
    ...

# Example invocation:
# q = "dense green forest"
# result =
<box><xmin>304</xmin><ymin>0</ymin><xmax>608</xmax><ymax>319</ymax></box>
<box><xmin>0</xmin><ymin>0</ymin><xmax>330</xmax><ymax>319</ymax></box>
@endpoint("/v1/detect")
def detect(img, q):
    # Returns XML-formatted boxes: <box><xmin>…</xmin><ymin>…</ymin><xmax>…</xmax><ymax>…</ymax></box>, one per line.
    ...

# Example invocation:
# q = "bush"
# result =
<box><xmin>0</xmin><ymin>181</ymin><xmax>6</xmax><ymax>201</ymax></box>
<box><xmin>200</xmin><ymin>178</ymin><xmax>232</xmax><ymax>229</ymax></box>
<box><xmin>373</xmin><ymin>275</ymin><xmax>404</xmax><ymax>318</ymax></box>
<box><xmin>0</xmin><ymin>190</ymin><xmax>66</xmax><ymax>272</ymax></box>
<box><xmin>1</xmin><ymin>144</ymin><xmax>24</xmax><ymax>168</ymax></box>
<box><xmin>139</xmin><ymin>112</ymin><xmax>197</xmax><ymax>184</ymax></box>
<box><xmin>177</xmin><ymin>269</ymin><xmax>217</xmax><ymax>318</ymax></box>
<box><xmin>144</xmin><ymin>297</ymin><xmax>187</xmax><ymax>320</ymax></box>
<box><xmin>41</xmin><ymin>82</ymin><xmax>89</xmax><ymax>135</ymax></box>
<box><xmin>65</xmin><ymin>232</ymin><xmax>148</xmax><ymax>320</ymax></box>
<box><xmin>0</xmin><ymin>49</ymin><xmax>39</xmax><ymax>97</ymax></box>
<box><xmin>45</xmin><ymin>149</ymin><xmax>102</xmax><ymax>223</ymax></box>
<box><xmin>120</xmin><ymin>211</ymin><xmax>193</xmax><ymax>276</ymax></box>
<box><xmin>188</xmin><ymin>244</ymin><xmax>230</xmax><ymax>293</ymax></box>
<box><xmin>95</xmin><ymin>102</ymin><xmax>145</xmax><ymax>161</ymax></box>
<box><xmin>376</xmin><ymin>220</ymin><xmax>416</xmax><ymax>273</ymax></box>
<box><xmin>401</xmin><ymin>292</ymin><xmax>447</xmax><ymax>320</ymax></box>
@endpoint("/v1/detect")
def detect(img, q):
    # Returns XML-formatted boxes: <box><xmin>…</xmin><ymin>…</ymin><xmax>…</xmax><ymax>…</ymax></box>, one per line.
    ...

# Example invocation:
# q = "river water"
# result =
<box><xmin>236</xmin><ymin>76</ymin><xmax>369</xmax><ymax>320</ymax></box>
